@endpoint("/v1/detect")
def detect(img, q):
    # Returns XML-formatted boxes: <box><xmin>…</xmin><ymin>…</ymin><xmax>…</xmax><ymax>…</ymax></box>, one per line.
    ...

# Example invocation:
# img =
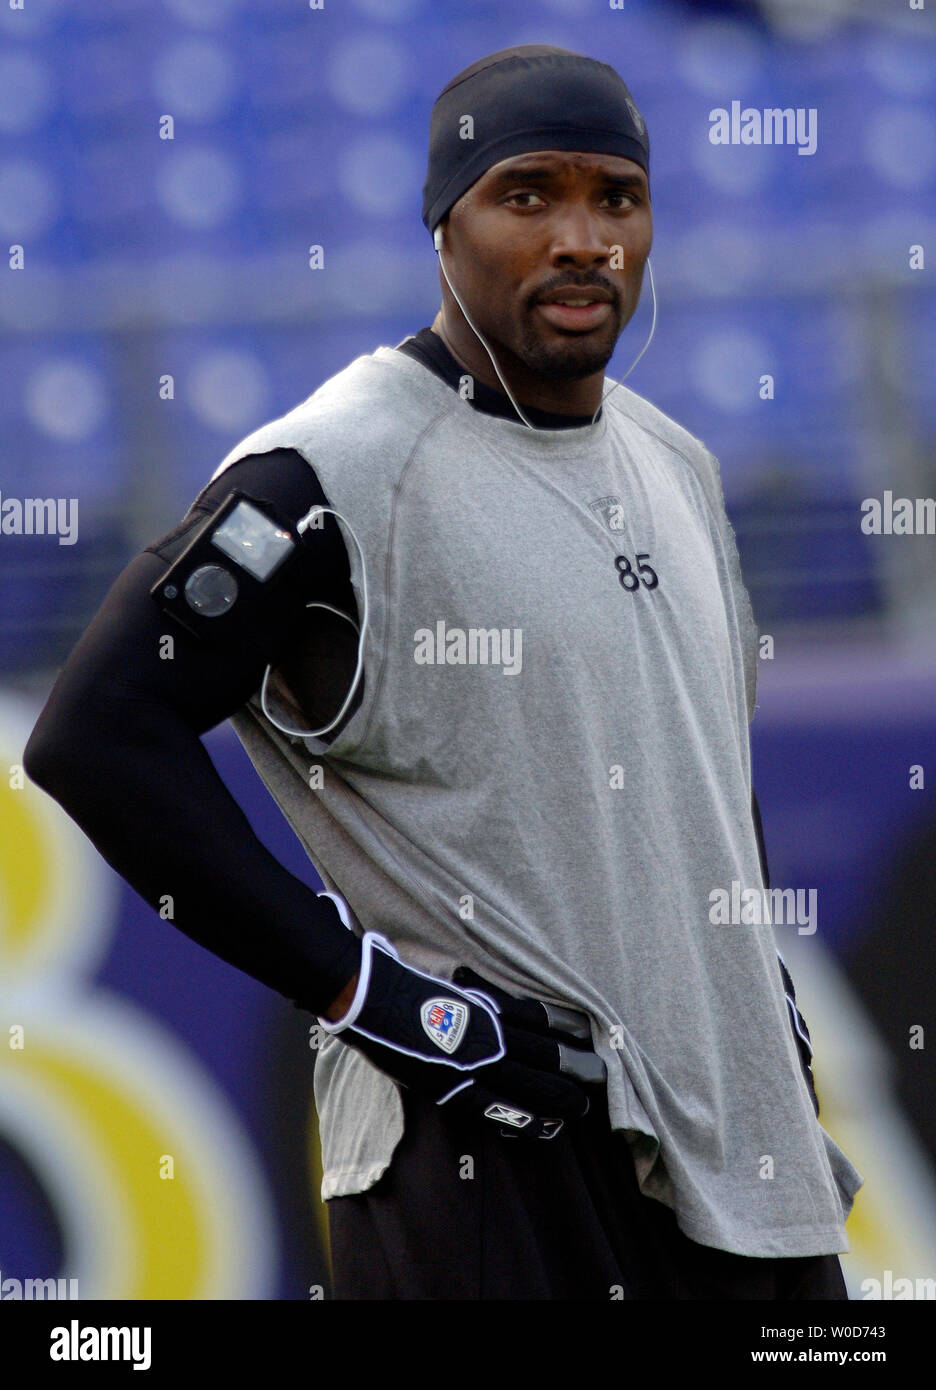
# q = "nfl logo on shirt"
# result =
<box><xmin>421</xmin><ymin>998</ymin><xmax>469</xmax><ymax>1054</ymax></box>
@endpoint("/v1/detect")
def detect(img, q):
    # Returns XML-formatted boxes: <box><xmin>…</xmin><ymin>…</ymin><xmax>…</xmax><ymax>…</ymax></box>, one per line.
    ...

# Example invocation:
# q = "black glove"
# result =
<box><xmin>316</xmin><ymin>908</ymin><xmax>606</xmax><ymax>1140</ymax></box>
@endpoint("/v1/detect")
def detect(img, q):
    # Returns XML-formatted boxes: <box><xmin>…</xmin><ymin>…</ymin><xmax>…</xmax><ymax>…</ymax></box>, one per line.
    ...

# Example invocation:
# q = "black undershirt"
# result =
<box><xmin>23</xmin><ymin>326</ymin><xmax>770</xmax><ymax>1028</ymax></box>
<box><xmin>396</xmin><ymin>326</ymin><xmax>601</xmax><ymax>430</ymax></box>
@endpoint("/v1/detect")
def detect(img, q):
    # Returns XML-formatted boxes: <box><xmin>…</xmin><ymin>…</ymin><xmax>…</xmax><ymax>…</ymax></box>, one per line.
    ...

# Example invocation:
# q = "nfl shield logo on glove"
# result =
<box><xmin>421</xmin><ymin>997</ymin><xmax>469</xmax><ymax>1054</ymax></box>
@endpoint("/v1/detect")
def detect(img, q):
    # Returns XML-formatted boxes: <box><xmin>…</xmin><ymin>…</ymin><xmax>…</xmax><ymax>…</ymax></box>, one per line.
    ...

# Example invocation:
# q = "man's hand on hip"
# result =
<box><xmin>315</xmin><ymin>902</ymin><xmax>606</xmax><ymax>1140</ymax></box>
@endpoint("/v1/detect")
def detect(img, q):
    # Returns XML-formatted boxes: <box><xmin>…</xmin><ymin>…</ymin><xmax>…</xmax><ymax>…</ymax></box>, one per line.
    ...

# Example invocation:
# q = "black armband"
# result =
<box><xmin>151</xmin><ymin>489</ymin><xmax>307</xmax><ymax>643</ymax></box>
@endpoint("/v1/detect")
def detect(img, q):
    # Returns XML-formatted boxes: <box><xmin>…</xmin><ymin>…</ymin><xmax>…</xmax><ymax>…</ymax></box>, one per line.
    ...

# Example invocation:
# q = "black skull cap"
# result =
<box><xmin>422</xmin><ymin>44</ymin><xmax>650</xmax><ymax>237</ymax></box>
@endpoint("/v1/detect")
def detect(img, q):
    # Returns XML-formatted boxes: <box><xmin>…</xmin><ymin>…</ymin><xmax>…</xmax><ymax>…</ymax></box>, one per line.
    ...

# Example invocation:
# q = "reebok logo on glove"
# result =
<box><xmin>484</xmin><ymin>1103</ymin><xmax>534</xmax><ymax>1129</ymax></box>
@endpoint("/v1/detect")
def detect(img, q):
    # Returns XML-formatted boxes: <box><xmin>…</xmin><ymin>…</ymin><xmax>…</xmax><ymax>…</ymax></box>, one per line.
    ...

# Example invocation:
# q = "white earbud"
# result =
<box><xmin>434</xmin><ymin>226</ymin><xmax>443</xmax><ymax>252</ymax></box>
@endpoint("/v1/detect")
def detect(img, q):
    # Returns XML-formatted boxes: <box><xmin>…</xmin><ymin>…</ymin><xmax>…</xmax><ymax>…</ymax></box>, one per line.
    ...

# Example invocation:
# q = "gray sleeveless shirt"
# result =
<box><xmin>209</xmin><ymin>344</ymin><xmax>863</xmax><ymax>1257</ymax></box>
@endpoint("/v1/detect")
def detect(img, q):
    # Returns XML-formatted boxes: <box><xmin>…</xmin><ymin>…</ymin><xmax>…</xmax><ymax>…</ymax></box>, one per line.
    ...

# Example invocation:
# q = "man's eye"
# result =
<box><xmin>505</xmin><ymin>190</ymin><xmax>638</xmax><ymax>209</ymax></box>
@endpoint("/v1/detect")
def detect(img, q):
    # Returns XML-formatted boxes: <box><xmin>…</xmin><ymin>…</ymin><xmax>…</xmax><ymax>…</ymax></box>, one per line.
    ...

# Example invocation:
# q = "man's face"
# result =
<box><xmin>440</xmin><ymin>149</ymin><xmax>652</xmax><ymax>385</ymax></box>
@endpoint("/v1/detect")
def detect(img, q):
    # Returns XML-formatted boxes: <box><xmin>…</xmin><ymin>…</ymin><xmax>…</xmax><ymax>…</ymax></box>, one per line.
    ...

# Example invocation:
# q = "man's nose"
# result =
<box><xmin>548</xmin><ymin>210</ymin><xmax>610</xmax><ymax>262</ymax></box>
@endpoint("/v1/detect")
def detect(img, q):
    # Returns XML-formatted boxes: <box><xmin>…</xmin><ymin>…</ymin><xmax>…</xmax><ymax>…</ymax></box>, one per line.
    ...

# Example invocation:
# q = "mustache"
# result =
<box><xmin>530</xmin><ymin>276</ymin><xmax>619</xmax><ymax>307</ymax></box>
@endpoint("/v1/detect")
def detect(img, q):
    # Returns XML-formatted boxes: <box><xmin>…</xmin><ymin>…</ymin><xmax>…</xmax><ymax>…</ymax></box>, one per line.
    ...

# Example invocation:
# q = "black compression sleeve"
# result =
<box><xmin>23</xmin><ymin>449</ymin><xmax>362</xmax><ymax>1017</ymax></box>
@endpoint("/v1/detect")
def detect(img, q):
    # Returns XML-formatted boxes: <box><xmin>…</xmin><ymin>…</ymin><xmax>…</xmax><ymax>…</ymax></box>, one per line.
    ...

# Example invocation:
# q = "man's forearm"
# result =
<box><xmin>24</xmin><ymin>696</ymin><xmax>362</xmax><ymax>1018</ymax></box>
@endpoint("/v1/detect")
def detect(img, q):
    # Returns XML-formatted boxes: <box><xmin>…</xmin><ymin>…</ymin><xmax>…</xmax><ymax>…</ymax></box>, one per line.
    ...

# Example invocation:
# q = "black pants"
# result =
<box><xmin>326</xmin><ymin>1086</ymin><xmax>849</xmax><ymax>1300</ymax></box>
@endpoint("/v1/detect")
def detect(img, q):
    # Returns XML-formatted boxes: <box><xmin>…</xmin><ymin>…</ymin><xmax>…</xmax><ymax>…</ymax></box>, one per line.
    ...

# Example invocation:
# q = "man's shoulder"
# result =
<box><xmin>604</xmin><ymin>382</ymin><xmax>728</xmax><ymax>517</ymax></box>
<box><xmin>604</xmin><ymin>382</ymin><xmax>716</xmax><ymax>470</ymax></box>
<box><xmin>211</xmin><ymin>346</ymin><xmax>453</xmax><ymax>484</ymax></box>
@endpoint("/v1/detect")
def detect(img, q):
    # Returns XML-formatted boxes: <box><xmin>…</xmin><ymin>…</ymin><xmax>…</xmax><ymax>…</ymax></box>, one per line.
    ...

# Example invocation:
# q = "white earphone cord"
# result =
<box><xmin>259</xmin><ymin>504</ymin><xmax>369</xmax><ymax>741</ymax></box>
<box><xmin>435</xmin><ymin>235</ymin><xmax>656</xmax><ymax>430</ymax></box>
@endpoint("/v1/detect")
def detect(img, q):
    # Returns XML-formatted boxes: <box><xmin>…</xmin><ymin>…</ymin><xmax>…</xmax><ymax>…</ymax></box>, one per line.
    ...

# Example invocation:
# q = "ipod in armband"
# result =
<box><xmin>150</xmin><ymin>489</ymin><xmax>305</xmax><ymax>642</ymax></box>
